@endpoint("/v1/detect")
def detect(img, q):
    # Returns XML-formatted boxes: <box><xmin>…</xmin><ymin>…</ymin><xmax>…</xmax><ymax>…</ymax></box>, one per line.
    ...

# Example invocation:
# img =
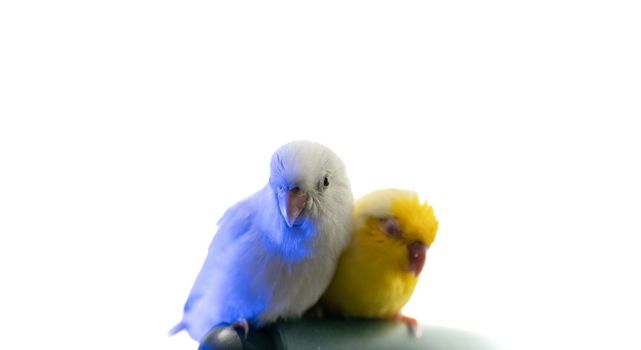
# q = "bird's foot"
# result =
<box><xmin>389</xmin><ymin>313</ymin><xmax>422</xmax><ymax>337</ymax></box>
<box><xmin>231</xmin><ymin>318</ymin><xmax>249</xmax><ymax>339</ymax></box>
<box><xmin>303</xmin><ymin>303</ymin><xmax>325</xmax><ymax>319</ymax></box>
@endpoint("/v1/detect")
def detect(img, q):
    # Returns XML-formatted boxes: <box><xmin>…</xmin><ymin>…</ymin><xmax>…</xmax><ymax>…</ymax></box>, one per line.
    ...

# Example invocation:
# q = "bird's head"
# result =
<box><xmin>269</xmin><ymin>141</ymin><xmax>352</xmax><ymax>230</ymax></box>
<box><xmin>354</xmin><ymin>189</ymin><xmax>439</xmax><ymax>277</ymax></box>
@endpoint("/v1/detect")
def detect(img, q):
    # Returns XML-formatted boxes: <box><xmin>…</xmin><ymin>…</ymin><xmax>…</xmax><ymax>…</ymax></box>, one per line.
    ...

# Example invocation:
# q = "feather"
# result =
<box><xmin>321</xmin><ymin>189</ymin><xmax>439</xmax><ymax>320</ymax></box>
<box><xmin>171</xmin><ymin>141</ymin><xmax>353</xmax><ymax>342</ymax></box>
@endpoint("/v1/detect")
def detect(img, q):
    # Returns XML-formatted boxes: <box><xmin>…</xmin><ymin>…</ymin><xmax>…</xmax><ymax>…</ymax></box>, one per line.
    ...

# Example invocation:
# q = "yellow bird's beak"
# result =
<box><xmin>407</xmin><ymin>242</ymin><xmax>428</xmax><ymax>277</ymax></box>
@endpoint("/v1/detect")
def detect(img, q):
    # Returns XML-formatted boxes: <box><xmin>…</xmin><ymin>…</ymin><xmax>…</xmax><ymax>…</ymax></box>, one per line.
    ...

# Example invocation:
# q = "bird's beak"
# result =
<box><xmin>408</xmin><ymin>242</ymin><xmax>428</xmax><ymax>277</ymax></box>
<box><xmin>278</xmin><ymin>187</ymin><xmax>309</xmax><ymax>227</ymax></box>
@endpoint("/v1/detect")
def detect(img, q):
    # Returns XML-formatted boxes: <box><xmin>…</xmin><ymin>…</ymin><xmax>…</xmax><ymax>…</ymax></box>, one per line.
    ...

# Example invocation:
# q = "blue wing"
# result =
<box><xmin>172</xmin><ymin>186</ymin><xmax>270</xmax><ymax>341</ymax></box>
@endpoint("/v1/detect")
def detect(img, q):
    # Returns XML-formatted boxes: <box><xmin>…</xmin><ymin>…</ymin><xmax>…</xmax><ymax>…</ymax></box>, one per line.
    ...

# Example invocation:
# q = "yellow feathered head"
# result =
<box><xmin>353</xmin><ymin>189</ymin><xmax>439</xmax><ymax>277</ymax></box>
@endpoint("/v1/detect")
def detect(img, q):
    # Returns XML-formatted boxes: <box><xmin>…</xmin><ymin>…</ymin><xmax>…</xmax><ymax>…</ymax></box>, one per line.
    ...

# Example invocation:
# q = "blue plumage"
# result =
<box><xmin>171</xmin><ymin>141</ymin><xmax>353</xmax><ymax>342</ymax></box>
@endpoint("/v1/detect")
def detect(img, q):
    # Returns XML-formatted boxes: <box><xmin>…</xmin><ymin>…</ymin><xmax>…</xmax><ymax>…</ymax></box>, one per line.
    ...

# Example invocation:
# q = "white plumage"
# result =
<box><xmin>171</xmin><ymin>141</ymin><xmax>353</xmax><ymax>342</ymax></box>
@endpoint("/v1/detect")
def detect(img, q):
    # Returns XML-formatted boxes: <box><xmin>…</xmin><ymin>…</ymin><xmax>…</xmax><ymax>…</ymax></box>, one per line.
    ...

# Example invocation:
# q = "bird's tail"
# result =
<box><xmin>168</xmin><ymin>321</ymin><xmax>186</xmax><ymax>336</ymax></box>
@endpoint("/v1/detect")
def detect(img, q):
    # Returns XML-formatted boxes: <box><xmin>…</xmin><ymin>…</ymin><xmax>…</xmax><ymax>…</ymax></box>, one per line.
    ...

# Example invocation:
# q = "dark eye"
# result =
<box><xmin>380</xmin><ymin>217</ymin><xmax>402</xmax><ymax>238</ymax></box>
<box><xmin>323</xmin><ymin>176</ymin><xmax>330</xmax><ymax>187</ymax></box>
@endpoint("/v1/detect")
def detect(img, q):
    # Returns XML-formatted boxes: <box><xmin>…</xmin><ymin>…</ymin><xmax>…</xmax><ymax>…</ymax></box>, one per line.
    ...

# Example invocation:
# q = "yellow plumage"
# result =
<box><xmin>321</xmin><ymin>189</ymin><xmax>439</xmax><ymax>319</ymax></box>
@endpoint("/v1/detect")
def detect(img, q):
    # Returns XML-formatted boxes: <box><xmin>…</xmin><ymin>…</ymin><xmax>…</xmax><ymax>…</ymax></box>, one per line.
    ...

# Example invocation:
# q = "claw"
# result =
<box><xmin>231</xmin><ymin>318</ymin><xmax>249</xmax><ymax>339</ymax></box>
<box><xmin>303</xmin><ymin>303</ymin><xmax>325</xmax><ymax>319</ymax></box>
<box><xmin>390</xmin><ymin>313</ymin><xmax>422</xmax><ymax>337</ymax></box>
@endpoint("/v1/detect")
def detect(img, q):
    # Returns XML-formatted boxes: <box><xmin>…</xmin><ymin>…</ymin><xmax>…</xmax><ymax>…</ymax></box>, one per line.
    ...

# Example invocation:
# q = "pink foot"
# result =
<box><xmin>231</xmin><ymin>318</ymin><xmax>249</xmax><ymax>339</ymax></box>
<box><xmin>389</xmin><ymin>313</ymin><xmax>422</xmax><ymax>337</ymax></box>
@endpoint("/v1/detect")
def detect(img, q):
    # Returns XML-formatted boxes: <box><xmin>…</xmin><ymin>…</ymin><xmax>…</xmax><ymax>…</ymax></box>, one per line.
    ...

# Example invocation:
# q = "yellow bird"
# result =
<box><xmin>321</xmin><ymin>189</ymin><xmax>439</xmax><ymax>333</ymax></box>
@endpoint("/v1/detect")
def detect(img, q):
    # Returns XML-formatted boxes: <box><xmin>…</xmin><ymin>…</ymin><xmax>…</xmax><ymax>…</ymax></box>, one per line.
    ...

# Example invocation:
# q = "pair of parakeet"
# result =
<box><xmin>170</xmin><ymin>141</ymin><xmax>439</xmax><ymax>344</ymax></box>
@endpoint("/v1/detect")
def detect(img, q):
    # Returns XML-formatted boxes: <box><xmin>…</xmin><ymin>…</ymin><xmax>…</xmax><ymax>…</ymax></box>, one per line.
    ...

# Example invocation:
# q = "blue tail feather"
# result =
<box><xmin>168</xmin><ymin>321</ymin><xmax>185</xmax><ymax>336</ymax></box>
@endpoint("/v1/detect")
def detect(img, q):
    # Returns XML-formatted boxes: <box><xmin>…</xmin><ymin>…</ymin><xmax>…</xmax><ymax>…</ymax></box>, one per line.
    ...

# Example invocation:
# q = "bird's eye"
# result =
<box><xmin>381</xmin><ymin>217</ymin><xmax>403</xmax><ymax>238</ymax></box>
<box><xmin>323</xmin><ymin>176</ymin><xmax>330</xmax><ymax>187</ymax></box>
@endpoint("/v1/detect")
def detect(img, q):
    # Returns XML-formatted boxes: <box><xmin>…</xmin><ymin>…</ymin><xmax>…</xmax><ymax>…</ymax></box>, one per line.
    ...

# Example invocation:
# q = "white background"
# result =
<box><xmin>1</xmin><ymin>1</ymin><xmax>639</xmax><ymax>349</ymax></box>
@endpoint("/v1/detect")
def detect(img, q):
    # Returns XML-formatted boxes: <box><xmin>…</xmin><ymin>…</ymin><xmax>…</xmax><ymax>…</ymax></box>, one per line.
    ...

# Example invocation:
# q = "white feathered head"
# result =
<box><xmin>268</xmin><ymin>141</ymin><xmax>353</xmax><ymax>252</ymax></box>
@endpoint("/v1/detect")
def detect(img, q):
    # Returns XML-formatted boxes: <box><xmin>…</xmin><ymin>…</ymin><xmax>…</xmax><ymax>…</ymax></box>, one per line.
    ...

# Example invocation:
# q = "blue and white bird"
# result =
<box><xmin>170</xmin><ymin>141</ymin><xmax>353</xmax><ymax>342</ymax></box>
